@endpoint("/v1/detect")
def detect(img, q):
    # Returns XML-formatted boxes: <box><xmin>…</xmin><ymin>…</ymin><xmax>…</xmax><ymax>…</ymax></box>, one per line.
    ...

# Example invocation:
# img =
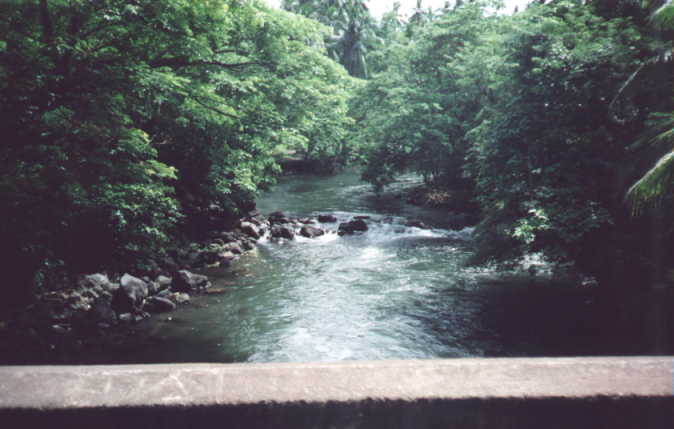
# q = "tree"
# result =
<box><xmin>282</xmin><ymin>0</ymin><xmax>379</xmax><ymax>78</ymax></box>
<box><xmin>0</xmin><ymin>0</ymin><xmax>354</xmax><ymax>300</ymax></box>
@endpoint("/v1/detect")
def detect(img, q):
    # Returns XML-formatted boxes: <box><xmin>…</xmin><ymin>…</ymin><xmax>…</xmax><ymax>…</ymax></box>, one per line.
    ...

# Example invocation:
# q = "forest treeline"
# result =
<box><xmin>1</xmin><ymin>0</ymin><xmax>673</xmax><ymax>303</ymax></box>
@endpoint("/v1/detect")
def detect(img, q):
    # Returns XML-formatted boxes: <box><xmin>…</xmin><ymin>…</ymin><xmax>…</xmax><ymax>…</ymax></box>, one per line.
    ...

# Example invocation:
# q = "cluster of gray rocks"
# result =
<box><xmin>33</xmin><ymin>270</ymin><xmax>210</xmax><ymax>336</ymax></box>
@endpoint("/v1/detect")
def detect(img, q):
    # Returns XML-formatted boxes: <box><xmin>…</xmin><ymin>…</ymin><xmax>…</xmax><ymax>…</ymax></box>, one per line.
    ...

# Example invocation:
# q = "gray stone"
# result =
<box><xmin>240</xmin><ymin>222</ymin><xmax>261</xmax><ymax>239</ymax></box>
<box><xmin>78</xmin><ymin>273</ymin><xmax>118</xmax><ymax>293</ymax></box>
<box><xmin>172</xmin><ymin>270</ymin><xmax>211</xmax><ymax>293</ymax></box>
<box><xmin>88</xmin><ymin>291</ymin><xmax>116</xmax><ymax>324</ymax></box>
<box><xmin>338</xmin><ymin>219</ymin><xmax>369</xmax><ymax>235</ymax></box>
<box><xmin>155</xmin><ymin>275</ymin><xmax>172</xmax><ymax>291</ymax></box>
<box><xmin>300</xmin><ymin>225</ymin><xmax>325</xmax><ymax>238</ymax></box>
<box><xmin>112</xmin><ymin>274</ymin><xmax>149</xmax><ymax>313</ymax></box>
<box><xmin>118</xmin><ymin>313</ymin><xmax>133</xmax><ymax>323</ymax></box>
<box><xmin>225</xmin><ymin>242</ymin><xmax>243</xmax><ymax>255</ymax></box>
<box><xmin>143</xmin><ymin>296</ymin><xmax>177</xmax><ymax>313</ymax></box>
<box><xmin>271</xmin><ymin>225</ymin><xmax>295</xmax><ymax>240</ymax></box>
<box><xmin>218</xmin><ymin>251</ymin><xmax>236</xmax><ymax>263</ymax></box>
<box><xmin>240</xmin><ymin>239</ymin><xmax>255</xmax><ymax>251</ymax></box>
<box><xmin>172</xmin><ymin>292</ymin><xmax>191</xmax><ymax>304</ymax></box>
<box><xmin>318</xmin><ymin>214</ymin><xmax>338</xmax><ymax>223</ymax></box>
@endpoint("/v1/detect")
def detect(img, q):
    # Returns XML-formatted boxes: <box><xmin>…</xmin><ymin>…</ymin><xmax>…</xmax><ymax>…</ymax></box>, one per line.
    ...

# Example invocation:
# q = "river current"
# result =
<box><xmin>96</xmin><ymin>169</ymin><xmax>663</xmax><ymax>364</ymax></box>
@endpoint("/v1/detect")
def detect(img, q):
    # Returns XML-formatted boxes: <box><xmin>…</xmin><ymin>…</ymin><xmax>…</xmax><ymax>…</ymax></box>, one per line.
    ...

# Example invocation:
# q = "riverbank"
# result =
<box><xmin>0</xmin><ymin>209</ymin><xmax>268</xmax><ymax>364</ymax></box>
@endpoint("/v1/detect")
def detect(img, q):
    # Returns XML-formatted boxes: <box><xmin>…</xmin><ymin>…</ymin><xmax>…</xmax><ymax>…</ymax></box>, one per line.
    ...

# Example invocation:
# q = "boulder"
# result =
<box><xmin>225</xmin><ymin>242</ymin><xmax>244</xmax><ymax>255</ymax></box>
<box><xmin>155</xmin><ymin>275</ymin><xmax>172</xmax><ymax>291</ymax></box>
<box><xmin>271</xmin><ymin>225</ymin><xmax>295</xmax><ymax>240</ymax></box>
<box><xmin>318</xmin><ymin>214</ymin><xmax>338</xmax><ymax>223</ymax></box>
<box><xmin>88</xmin><ymin>291</ymin><xmax>116</xmax><ymax>324</ymax></box>
<box><xmin>240</xmin><ymin>221</ymin><xmax>261</xmax><ymax>239</ymax></box>
<box><xmin>143</xmin><ymin>296</ymin><xmax>177</xmax><ymax>313</ymax></box>
<box><xmin>268</xmin><ymin>211</ymin><xmax>291</xmax><ymax>225</ymax></box>
<box><xmin>338</xmin><ymin>219</ymin><xmax>369</xmax><ymax>235</ymax></box>
<box><xmin>299</xmin><ymin>218</ymin><xmax>316</xmax><ymax>224</ymax></box>
<box><xmin>354</xmin><ymin>215</ymin><xmax>371</xmax><ymax>220</ymax></box>
<box><xmin>172</xmin><ymin>270</ymin><xmax>211</xmax><ymax>293</ymax></box>
<box><xmin>78</xmin><ymin>273</ymin><xmax>118</xmax><ymax>294</ymax></box>
<box><xmin>300</xmin><ymin>225</ymin><xmax>325</xmax><ymax>238</ymax></box>
<box><xmin>112</xmin><ymin>274</ymin><xmax>149</xmax><ymax>313</ymax></box>
<box><xmin>218</xmin><ymin>251</ymin><xmax>236</xmax><ymax>264</ymax></box>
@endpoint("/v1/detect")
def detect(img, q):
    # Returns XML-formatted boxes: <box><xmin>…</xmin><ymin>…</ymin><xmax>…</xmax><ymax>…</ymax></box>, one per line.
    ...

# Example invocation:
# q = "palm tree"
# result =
<box><xmin>625</xmin><ymin>0</ymin><xmax>674</xmax><ymax>209</ymax></box>
<box><xmin>282</xmin><ymin>0</ymin><xmax>377</xmax><ymax>78</ymax></box>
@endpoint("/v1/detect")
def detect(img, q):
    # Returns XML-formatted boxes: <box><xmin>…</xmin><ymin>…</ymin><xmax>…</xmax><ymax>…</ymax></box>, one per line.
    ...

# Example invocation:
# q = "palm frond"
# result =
<box><xmin>626</xmin><ymin>111</ymin><xmax>674</xmax><ymax>212</ymax></box>
<box><xmin>652</xmin><ymin>1</ymin><xmax>674</xmax><ymax>29</ymax></box>
<box><xmin>627</xmin><ymin>151</ymin><xmax>674</xmax><ymax>211</ymax></box>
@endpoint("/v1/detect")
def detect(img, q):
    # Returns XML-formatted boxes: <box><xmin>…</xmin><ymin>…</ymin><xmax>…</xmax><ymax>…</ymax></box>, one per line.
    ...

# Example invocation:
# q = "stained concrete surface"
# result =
<box><xmin>0</xmin><ymin>357</ymin><xmax>673</xmax><ymax>428</ymax></box>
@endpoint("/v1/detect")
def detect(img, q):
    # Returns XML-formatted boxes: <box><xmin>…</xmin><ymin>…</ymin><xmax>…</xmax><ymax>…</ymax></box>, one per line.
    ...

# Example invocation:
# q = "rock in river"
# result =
<box><xmin>318</xmin><ymin>214</ymin><xmax>338</xmax><ymax>223</ymax></box>
<box><xmin>240</xmin><ymin>221</ymin><xmax>261</xmax><ymax>240</ymax></box>
<box><xmin>172</xmin><ymin>270</ymin><xmax>211</xmax><ymax>293</ymax></box>
<box><xmin>271</xmin><ymin>224</ymin><xmax>295</xmax><ymax>240</ymax></box>
<box><xmin>338</xmin><ymin>219</ymin><xmax>369</xmax><ymax>235</ymax></box>
<box><xmin>300</xmin><ymin>225</ymin><xmax>325</xmax><ymax>238</ymax></box>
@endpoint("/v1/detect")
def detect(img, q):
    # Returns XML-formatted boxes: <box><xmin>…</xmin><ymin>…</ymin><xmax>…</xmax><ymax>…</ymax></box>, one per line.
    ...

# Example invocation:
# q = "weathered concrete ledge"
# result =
<box><xmin>1</xmin><ymin>357</ymin><xmax>673</xmax><ymax>428</ymax></box>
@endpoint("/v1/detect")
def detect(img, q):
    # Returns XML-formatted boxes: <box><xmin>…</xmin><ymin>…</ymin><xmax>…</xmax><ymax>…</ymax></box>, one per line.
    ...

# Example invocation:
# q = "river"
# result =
<box><xmin>92</xmin><ymin>169</ymin><xmax>666</xmax><ymax>364</ymax></box>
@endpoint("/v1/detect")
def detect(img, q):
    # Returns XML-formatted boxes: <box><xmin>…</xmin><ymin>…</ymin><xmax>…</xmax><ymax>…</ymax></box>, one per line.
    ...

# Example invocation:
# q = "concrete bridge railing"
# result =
<box><xmin>1</xmin><ymin>357</ymin><xmax>673</xmax><ymax>428</ymax></box>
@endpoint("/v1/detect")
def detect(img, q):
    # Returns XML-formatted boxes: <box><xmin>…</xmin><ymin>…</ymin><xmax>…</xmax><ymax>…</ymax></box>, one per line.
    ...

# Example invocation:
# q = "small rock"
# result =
<box><xmin>51</xmin><ymin>324</ymin><xmax>70</xmax><ymax>335</ymax></box>
<box><xmin>218</xmin><ymin>251</ymin><xmax>236</xmax><ymax>263</ymax></box>
<box><xmin>205</xmin><ymin>288</ymin><xmax>227</xmax><ymax>295</ymax></box>
<box><xmin>172</xmin><ymin>293</ymin><xmax>191</xmax><ymax>304</ymax></box>
<box><xmin>118</xmin><ymin>313</ymin><xmax>133</xmax><ymax>323</ymax></box>
<box><xmin>240</xmin><ymin>239</ymin><xmax>255</xmax><ymax>251</ymax></box>
<box><xmin>225</xmin><ymin>242</ymin><xmax>244</xmax><ymax>255</ymax></box>
<box><xmin>354</xmin><ymin>215</ymin><xmax>371</xmax><ymax>220</ymax></box>
<box><xmin>157</xmin><ymin>289</ymin><xmax>172</xmax><ymax>298</ymax></box>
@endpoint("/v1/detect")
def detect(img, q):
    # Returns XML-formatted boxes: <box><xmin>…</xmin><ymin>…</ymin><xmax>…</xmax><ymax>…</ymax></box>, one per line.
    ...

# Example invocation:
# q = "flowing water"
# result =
<box><xmin>93</xmin><ymin>169</ymin><xmax>667</xmax><ymax>364</ymax></box>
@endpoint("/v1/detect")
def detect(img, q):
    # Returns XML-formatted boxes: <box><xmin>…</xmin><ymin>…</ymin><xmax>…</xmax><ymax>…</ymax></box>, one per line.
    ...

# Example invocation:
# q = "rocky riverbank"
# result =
<box><xmin>0</xmin><ymin>209</ymin><xmax>424</xmax><ymax>364</ymax></box>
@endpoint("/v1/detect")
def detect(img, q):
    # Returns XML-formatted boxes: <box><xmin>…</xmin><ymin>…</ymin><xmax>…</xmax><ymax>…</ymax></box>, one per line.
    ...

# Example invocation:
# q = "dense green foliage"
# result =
<box><xmin>0</xmin><ymin>0</ymin><xmax>353</xmax><ymax>299</ymax></box>
<box><xmin>355</xmin><ymin>0</ymin><xmax>673</xmax><ymax>285</ymax></box>
<box><xmin>2</xmin><ymin>0</ymin><xmax>673</xmax><ymax>303</ymax></box>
